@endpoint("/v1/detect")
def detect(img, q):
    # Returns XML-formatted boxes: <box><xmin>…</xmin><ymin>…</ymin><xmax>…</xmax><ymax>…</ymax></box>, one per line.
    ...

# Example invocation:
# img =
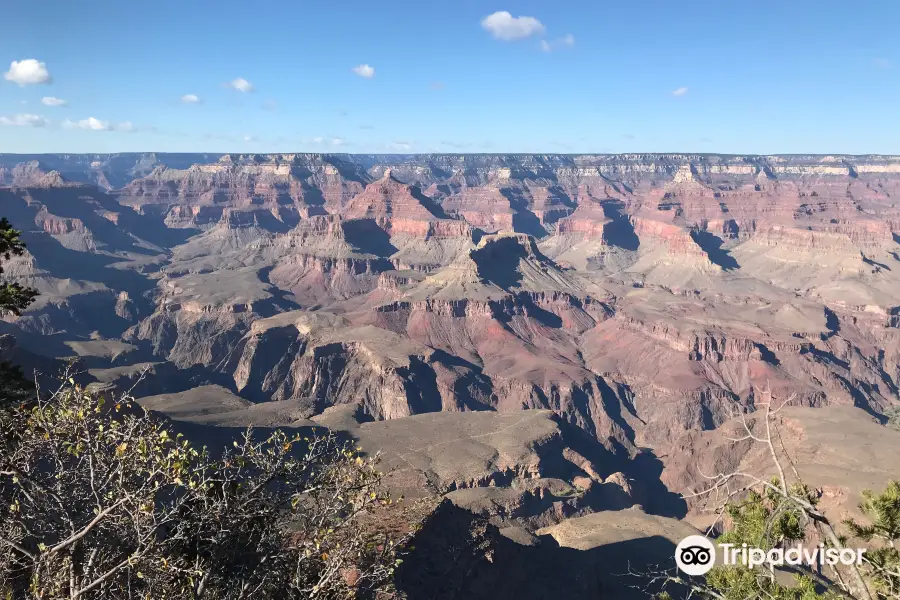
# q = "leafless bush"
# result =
<box><xmin>0</xmin><ymin>375</ymin><xmax>406</xmax><ymax>599</ymax></box>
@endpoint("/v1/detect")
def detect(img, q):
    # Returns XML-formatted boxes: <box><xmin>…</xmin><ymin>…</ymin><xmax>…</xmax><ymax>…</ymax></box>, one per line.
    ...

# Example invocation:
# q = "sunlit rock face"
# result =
<box><xmin>1</xmin><ymin>152</ymin><xmax>899</xmax><ymax>461</ymax></box>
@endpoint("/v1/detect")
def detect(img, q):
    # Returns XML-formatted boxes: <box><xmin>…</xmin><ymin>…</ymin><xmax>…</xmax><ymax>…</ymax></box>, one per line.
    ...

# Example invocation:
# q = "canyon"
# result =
<box><xmin>1</xmin><ymin>152</ymin><xmax>899</xmax><ymax>546</ymax></box>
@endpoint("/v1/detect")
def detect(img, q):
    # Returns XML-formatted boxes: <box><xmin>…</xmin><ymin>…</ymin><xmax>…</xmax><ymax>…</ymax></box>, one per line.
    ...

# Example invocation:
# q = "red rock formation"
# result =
<box><xmin>441</xmin><ymin>186</ymin><xmax>515</xmax><ymax>232</ymax></box>
<box><xmin>342</xmin><ymin>170</ymin><xmax>473</xmax><ymax>241</ymax></box>
<box><xmin>556</xmin><ymin>202</ymin><xmax>610</xmax><ymax>238</ymax></box>
<box><xmin>35</xmin><ymin>209</ymin><xmax>88</xmax><ymax>235</ymax></box>
<box><xmin>631</xmin><ymin>216</ymin><xmax>707</xmax><ymax>257</ymax></box>
<box><xmin>4</xmin><ymin>152</ymin><xmax>900</xmax><ymax>475</ymax></box>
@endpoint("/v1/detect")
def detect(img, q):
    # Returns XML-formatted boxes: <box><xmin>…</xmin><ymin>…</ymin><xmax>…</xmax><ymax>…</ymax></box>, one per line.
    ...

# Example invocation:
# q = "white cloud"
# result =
<box><xmin>4</xmin><ymin>59</ymin><xmax>52</xmax><ymax>86</ymax></box>
<box><xmin>481</xmin><ymin>11</ymin><xmax>545</xmax><ymax>41</ymax></box>
<box><xmin>0</xmin><ymin>113</ymin><xmax>49</xmax><ymax>127</ymax></box>
<box><xmin>352</xmin><ymin>64</ymin><xmax>375</xmax><ymax>78</ymax></box>
<box><xmin>65</xmin><ymin>117</ymin><xmax>111</xmax><ymax>130</ymax></box>
<box><xmin>62</xmin><ymin>117</ymin><xmax>135</xmax><ymax>132</ymax></box>
<box><xmin>541</xmin><ymin>34</ymin><xmax>576</xmax><ymax>52</ymax></box>
<box><xmin>243</xmin><ymin>135</ymin><xmax>256</xmax><ymax>142</ymax></box>
<box><xmin>672</xmin><ymin>86</ymin><xmax>689</xmax><ymax>97</ymax></box>
<box><xmin>228</xmin><ymin>78</ymin><xmax>254</xmax><ymax>92</ymax></box>
<box><xmin>41</xmin><ymin>96</ymin><xmax>67</xmax><ymax>107</ymax></box>
<box><xmin>181</xmin><ymin>94</ymin><xmax>201</xmax><ymax>104</ymax></box>
<box><xmin>305</xmin><ymin>135</ymin><xmax>346</xmax><ymax>147</ymax></box>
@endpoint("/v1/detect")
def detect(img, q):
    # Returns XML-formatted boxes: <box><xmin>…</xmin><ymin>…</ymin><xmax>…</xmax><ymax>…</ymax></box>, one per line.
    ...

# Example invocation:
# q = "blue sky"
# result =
<box><xmin>1</xmin><ymin>0</ymin><xmax>898</xmax><ymax>154</ymax></box>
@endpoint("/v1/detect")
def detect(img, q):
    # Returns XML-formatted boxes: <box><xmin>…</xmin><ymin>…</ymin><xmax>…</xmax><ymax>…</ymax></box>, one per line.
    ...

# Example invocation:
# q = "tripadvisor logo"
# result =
<box><xmin>675</xmin><ymin>536</ymin><xmax>716</xmax><ymax>576</ymax></box>
<box><xmin>675</xmin><ymin>535</ymin><xmax>867</xmax><ymax>577</ymax></box>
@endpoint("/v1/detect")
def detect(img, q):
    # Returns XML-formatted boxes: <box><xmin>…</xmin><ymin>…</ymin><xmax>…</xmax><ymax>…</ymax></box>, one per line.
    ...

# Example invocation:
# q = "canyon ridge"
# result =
<box><xmin>2</xmin><ymin>152</ymin><xmax>899</xmax><ymax>554</ymax></box>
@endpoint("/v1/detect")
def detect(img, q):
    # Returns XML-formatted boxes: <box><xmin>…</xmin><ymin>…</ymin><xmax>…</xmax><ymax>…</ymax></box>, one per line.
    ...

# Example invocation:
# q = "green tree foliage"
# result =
<box><xmin>0</xmin><ymin>361</ymin><xmax>33</xmax><ymax>403</ymax></box>
<box><xmin>0</xmin><ymin>381</ymin><xmax>406</xmax><ymax>599</ymax></box>
<box><xmin>648</xmin><ymin>480</ymin><xmax>900</xmax><ymax>600</ymax></box>
<box><xmin>844</xmin><ymin>482</ymin><xmax>900</xmax><ymax>599</ymax></box>
<box><xmin>0</xmin><ymin>217</ymin><xmax>38</xmax><ymax>317</ymax></box>
<box><xmin>701</xmin><ymin>482</ymin><xmax>841</xmax><ymax>600</ymax></box>
<box><xmin>0</xmin><ymin>216</ymin><xmax>39</xmax><ymax>404</ymax></box>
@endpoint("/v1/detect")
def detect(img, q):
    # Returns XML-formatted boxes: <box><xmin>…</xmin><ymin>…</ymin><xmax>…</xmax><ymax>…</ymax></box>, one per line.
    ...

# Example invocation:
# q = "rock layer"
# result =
<box><xmin>1</xmin><ymin>152</ymin><xmax>898</xmax><ymax>469</ymax></box>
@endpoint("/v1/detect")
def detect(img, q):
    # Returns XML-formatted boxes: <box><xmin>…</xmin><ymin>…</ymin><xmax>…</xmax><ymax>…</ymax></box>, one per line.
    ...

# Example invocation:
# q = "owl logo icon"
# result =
<box><xmin>675</xmin><ymin>535</ymin><xmax>716</xmax><ymax>576</ymax></box>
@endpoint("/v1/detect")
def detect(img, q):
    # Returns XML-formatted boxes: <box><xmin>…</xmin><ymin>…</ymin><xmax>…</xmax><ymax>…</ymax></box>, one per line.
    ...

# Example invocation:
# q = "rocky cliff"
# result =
<box><xmin>1</xmin><ymin>152</ymin><xmax>899</xmax><ymax>465</ymax></box>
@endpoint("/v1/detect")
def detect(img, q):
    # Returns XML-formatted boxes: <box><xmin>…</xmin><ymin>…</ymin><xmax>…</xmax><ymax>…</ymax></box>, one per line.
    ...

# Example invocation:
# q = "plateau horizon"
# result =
<box><xmin>2</xmin><ymin>151</ymin><xmax>900</xmax><ymax>159</ymax></box>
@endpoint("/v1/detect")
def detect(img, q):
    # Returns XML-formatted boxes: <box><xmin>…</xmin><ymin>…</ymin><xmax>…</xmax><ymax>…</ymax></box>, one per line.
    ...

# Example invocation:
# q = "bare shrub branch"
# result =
<box><xmin>0</xmin><ymin>379</ymin><xmax>408</xmax><ymax>599</ymax></box>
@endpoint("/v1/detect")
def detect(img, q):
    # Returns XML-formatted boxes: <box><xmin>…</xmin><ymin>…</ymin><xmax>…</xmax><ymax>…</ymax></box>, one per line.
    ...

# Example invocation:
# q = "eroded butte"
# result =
<box><xmin>3</xmin><ymin>152</ymin><xmax>899</xmax><ymax>528</ymax></box>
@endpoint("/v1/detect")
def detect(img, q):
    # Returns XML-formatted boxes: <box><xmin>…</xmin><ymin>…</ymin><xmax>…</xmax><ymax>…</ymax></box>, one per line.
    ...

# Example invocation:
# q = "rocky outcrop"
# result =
<box><xmin>1</xmin><ymin>162</ymin><xmax>74</xmax><ymax>188</ymax></box>
<box><xmin>117</xmin><ymin>154</ymin><xmax>367</xmax><ymax>225</ymax></box>
<box><xmin>631</xmin><ymin>217</ymin><xmax>708</xmax><ymax>257</ymax></box>
<box><xmin>750</xmin><ymin>224</ymin><xmax>884</xmax><ymax>253</ymax></box>
<box><xmin>440</xmin><ymin>185</ymin><xmax>515</xmax><ymax>232</ymax></box>
<box><xmin>617</xmin><ymin>317</ymin><xmax>811</xmax><ymax>361</ymax></box>
<box><xmin>343</xmin><ymin>170</ymin><xmax>475</xmax><ymax>241</ymax></box>
<box><xmin>664</xmin><ymin>405</ymin><xmax>900</xmax><ymax>529</ymax></box>
<box><xmin>3</xmin><ymin>151</ymin><xmax>900</xmax><ymax>483</ymax></box>
<box><xmin>556</xmin><ymin>202</ymin><xmax>611</xmax><ymax>238</ymax></box>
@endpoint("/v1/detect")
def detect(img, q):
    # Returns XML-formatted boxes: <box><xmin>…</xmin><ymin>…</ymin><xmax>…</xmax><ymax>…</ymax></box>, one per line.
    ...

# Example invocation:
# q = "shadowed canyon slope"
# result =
<box><xmin>2</xmin><ymin>152</ymin><xmax>900</xmax><ymax>522</ymax></box>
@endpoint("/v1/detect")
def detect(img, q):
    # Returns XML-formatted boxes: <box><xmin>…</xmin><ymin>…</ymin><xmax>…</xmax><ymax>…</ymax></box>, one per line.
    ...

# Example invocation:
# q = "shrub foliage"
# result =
<box><xmin>0</xmin><ymin>381</ymin><xmax>404</xmax><ymax>599</ymax></box>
